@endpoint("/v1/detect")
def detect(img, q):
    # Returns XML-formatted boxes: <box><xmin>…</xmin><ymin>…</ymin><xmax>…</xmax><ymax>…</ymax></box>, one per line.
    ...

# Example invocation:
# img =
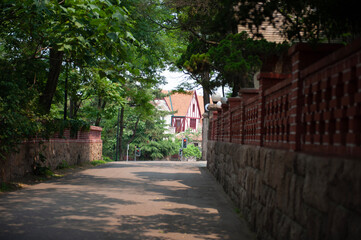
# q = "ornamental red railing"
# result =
<box><xmin>208</xmin><ymin>40</ymin><xmax>361</xmax><ymax>158</ymax></box>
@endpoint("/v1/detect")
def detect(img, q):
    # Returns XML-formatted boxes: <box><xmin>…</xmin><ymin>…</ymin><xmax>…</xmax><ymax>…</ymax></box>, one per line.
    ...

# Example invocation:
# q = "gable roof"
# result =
<box><xmin>163</xmin><ymin>90</ymin><xmax>192</xmax><ymax>116</ymax></box>
<box><xmin>162</xmin><ymin>90</ymin><xmax>207</xmax><ymax>117</ymax></box>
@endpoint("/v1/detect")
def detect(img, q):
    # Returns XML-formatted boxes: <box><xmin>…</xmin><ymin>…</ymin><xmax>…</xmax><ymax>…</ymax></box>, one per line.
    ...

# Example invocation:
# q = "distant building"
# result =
<box><xmin>154</xmin><ymin>90</ymin><xmax>205</xmax><ymax>143</ymax></box>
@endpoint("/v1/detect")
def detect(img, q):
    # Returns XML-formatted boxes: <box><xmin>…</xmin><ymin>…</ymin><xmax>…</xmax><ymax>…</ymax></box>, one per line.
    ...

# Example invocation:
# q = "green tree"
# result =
<box><xmin>169</xmin><ymin>0</ymin><xmax>253</xmax><ymax>99</ymax></box>
<box><xmin>176</xmin><ymin>40</ymin><xmax>214</xmax><ymax>106</ymax></box>
<box><xmin>236</xmin><ymin>0</ymin><xmax>361</xmax><ymax>43</ymax></box>
<box><xmin>0</xmin><ymin>0</ymin><xmax>135</xmax><ymax>158</ymax></box>
<box><xmin>0</xmin><ymin>0</ymin><xmax>187</xmax><ymax>162</ymax></box>
<box><xmin>208</xmin><ymin>32</ymin><xmax>289</xmax><ymax>96</ymax></box>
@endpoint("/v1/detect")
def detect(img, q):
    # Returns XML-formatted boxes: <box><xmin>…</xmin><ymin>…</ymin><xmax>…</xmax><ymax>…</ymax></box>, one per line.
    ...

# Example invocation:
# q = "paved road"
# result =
<box><xmin>0</xmin><ymin>161</ymin><xmax>255</xmax><ymax>240</ymax></box>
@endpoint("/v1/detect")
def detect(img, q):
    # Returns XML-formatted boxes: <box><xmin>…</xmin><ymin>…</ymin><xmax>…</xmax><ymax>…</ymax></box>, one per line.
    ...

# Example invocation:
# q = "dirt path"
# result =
<box><xmin>0</xmin><ymin>161</ymin><xmax>255</xmax><ymax>240</ymax></box>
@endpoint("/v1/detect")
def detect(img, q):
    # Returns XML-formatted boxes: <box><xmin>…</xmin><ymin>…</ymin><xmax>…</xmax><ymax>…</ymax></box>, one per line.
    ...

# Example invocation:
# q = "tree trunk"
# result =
<box><xmin>69</xmin><ymin>97</ymin><xmax>75</xmax><ymax>119</ymax></box>
<box><xmin>231</xmin><ymin>74</ymin><xmax>241</xmax><ymax>97</ymax></box>
<box><xmin>203</xmin><ymin>87</ymin><xmax>210</xmax><ymax>106</ymax></box>
<box><xmin>201</xmin><ymin>70</ymin><xmax>211</xmax><ymax>107</ymax></box>
<box><xmin>39</xmin><ymin>48</ymin><xmax>64</xmax><ymax>114</ymax></box>
<box><xmin>69</xmin><ymin>97</ymin><xmax>82</xmax><ymax>119</ymax></box>
<box><xmin>118</xmin><ymin>107</ymin><xmax>124</xmax><ymax>160</ymax></box>
<box><xmin>127</xmin><ymin>116</ymin><xmax>140</xmax><ymax>145</ymax></box>
<box><xmin>230</xmin><ymin>73</ymin><xmax>252</xmax><ymax>97</ymax></box>
<box><xmin>63</xmin><ymin>62</ymin><xmax>68</xmax><ymax>120</ymax></box>
<box><xmin>95</xmin><ymin>99</ymin><xmax>106</xmax><ymax>126</ymax></box>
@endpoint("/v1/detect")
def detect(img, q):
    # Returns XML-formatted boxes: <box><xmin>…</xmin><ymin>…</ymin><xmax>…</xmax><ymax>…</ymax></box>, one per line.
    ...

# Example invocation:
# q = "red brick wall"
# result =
<box><xmin>209</xmin><ymin>40</ymin><xmax>361</xmax><ymax>158</ymax></box>
<box><xmin>1</xmin><ymin>126</ymin><xmax>103</xmax><ymax>182</ymax></box>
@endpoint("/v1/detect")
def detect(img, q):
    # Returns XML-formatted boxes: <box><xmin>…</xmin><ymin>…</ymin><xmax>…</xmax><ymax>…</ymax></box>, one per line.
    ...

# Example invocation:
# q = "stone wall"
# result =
<box><xmin>207</xmin><ymin>141</ymin><xmax>361</xmax><ymax>240</ymax></box>
<box><xmin>0</xmin><ymin>126</ymin><xmax>102</xmax><ymax>183</ymax></box>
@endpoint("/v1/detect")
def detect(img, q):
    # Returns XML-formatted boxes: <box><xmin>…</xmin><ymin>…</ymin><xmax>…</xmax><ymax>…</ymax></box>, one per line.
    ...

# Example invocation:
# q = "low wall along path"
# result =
<box><xmin>205</xmin><ymin>40</ymin><xmax>361</xmax><ymax>240</ymax></box>
<box><xmin>1</xmin><ymin>126</ymin><xmax>102</xmax><ymax>183</ymax></box>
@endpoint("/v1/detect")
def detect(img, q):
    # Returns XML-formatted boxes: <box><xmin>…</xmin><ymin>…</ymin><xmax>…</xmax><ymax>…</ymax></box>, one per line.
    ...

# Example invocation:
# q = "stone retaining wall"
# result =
<box><xmin>207</xmin><ymin>141</ymin><xmax>361</xmax><ymax>240</ymax></box>
<box><xmin>0</xmin><ymin>126</ymin><xmax>102</xmax><ymax>183</ymax></box>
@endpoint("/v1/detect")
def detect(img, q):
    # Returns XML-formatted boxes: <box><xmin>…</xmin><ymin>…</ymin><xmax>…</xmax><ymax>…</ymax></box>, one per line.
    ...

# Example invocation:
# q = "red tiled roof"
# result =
<box><xmin>161</xmin><ymin>90</ymin><xmax>208</xmax><ymax>117</ymax></box>
<box><xmin>163</xmin><ymin>90</ymin><xmax>193</xmax><ymax>116</ymax></box>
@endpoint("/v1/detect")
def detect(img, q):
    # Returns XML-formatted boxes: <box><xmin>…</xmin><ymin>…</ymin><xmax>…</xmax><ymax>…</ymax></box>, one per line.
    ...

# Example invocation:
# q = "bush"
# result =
<box><xmin>140</xmin><ymin>139</ymin><xmax>178</xmax><ymax>160</ymax></box>
<box><xmin>183</xmin><ymin>144</ymin><xmax>202</xmax><ymax>159</ymax></box>
<box><xmin>56</xmin><ymin>160</ymin><xmax>70</xmax><ymax>170</ymax></box>
<box><xmin>91</xmin><ymin>156</ymin><xmax>113</xmax><ymax>166</ymax></box>
<box><xmin>102</xmin><ymin>156</ymin><xmax>113</xmax><ymax>162</ymax></box>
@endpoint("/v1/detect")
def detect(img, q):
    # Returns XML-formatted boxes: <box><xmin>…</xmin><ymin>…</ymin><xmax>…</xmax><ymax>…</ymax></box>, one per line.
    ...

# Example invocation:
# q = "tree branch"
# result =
<box><xmin>186</xmin><ymin>27</ymin><xmax>219</xmax><ymax>45</ymax></box>
<box><xmin>127</xmin><ymin>116</ymin><xmax>141</xmax><ymax>145</ymax></box>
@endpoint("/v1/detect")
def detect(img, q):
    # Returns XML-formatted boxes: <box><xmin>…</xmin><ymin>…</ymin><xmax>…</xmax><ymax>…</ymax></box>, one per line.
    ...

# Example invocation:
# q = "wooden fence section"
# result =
<box><xmin>209</xmin><ymin>40</ymin><xmax>361</xmax><ymax>158</ymax></box>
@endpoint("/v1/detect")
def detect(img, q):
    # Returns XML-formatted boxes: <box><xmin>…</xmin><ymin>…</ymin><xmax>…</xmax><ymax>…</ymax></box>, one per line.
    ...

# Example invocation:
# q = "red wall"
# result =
<box><xmin>1</xmin><ymin>126</ymin><xmax>103</xmax><ymax>182</ymax></box>
<box><xmin>209</xmin><ymin>40</ymin><xmax>361</xmax><ymax>158</ymax></box>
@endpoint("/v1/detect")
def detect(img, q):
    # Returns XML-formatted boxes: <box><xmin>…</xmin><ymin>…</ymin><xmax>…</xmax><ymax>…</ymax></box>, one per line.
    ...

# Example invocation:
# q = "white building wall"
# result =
<box><xmin>185</xmin><ymin>94</ymin><xmax>201</xmax><ymax>132</ymax></box>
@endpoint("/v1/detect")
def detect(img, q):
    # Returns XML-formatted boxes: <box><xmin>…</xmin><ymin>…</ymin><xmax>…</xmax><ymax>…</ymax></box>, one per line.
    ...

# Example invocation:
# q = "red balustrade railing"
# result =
<box><xmin>263</xmin><ymin>77</ymin><xmax>292</xmax><ymax>149</ymax></box>
<box><xmin>208</xmin><ymin>40</ymin><xmax>361</xmax><ymax>158</ymax></box>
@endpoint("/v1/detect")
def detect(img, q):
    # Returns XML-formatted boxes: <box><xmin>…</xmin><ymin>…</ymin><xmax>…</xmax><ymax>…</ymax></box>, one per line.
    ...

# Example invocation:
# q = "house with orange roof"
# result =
<box><xmin>155</xmin><ymin>90</ymin><xmax>205</xmax><ymax>139</ymax></box>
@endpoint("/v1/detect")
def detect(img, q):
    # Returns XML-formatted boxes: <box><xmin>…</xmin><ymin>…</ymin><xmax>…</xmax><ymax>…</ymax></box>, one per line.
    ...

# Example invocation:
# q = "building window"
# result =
<box><xmin>175</xmin><ymin>120</ymin><xmax>181</xmax><ymax>127</ymax></box>
<box><xmin>190</xmin><ymin>119</ymin><xmax>196</xmax><ymax>129</ymax></box>
<box><xmin>175</xmin><ymin>119</ymin><xmax>182</xmax><ymax>133</ymax></box>
<box><xmin>192</xmin><ymin>104</ymin><xmax>195</xmax><ymax>112</ymax></box>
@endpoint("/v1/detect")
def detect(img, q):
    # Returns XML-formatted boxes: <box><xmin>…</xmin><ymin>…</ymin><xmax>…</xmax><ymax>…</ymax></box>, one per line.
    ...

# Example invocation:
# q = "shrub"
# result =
<box><xmin>183</xmin><ymin>144</ymin><xmax>202</xmax><ymax>159</ymax></box>
<box><xmin>140</xmin><ymin>139</ymin><xmax>178</xmax><ymax>160</ymax></box>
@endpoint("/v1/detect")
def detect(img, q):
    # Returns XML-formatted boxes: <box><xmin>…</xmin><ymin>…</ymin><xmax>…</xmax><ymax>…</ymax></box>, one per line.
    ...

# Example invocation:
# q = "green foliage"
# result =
<box><xmin>102</xmin><ymin>156</ymin><xmax>113</xmax><ymax>163</ymax></box>
<box><xmin>183</xmin><ymin>144</ymin><xmax>202</xmax><ymax>159</ymax></box>
<box><xmin>208</xmin><ymin>32</ymin><xmax>289</xmax><ymax>89</ymax></box>
<box><xmin>56</xmin><ymin>160</ymin><xmax>71</xmax><ymax>170</ymax></box>
<box><xmin>42</xmin><ymin>119</ymin><xmax>90</xmax><ymax>139</ymax></box>
<box><xmin>236</xmin><ymin>0</ymin><xmax>361</xmax><ymax>43</ymax></box>
<box><xmin>90</xmin><ymin>157</ymin><xmax>113</xmax><ymax>166</ymax></box>
<box><xmin>0</xmin><ymin>182</ymin><xmax>19</xmax><ymax>192</ymax></box>
<box><xmin>0</xmin><ymin>0</ymin><xmax>183</xmax><ymax>160</ymax></box>
<box><xmin>184</xmin><ymin>53</ymin><xmax>211</xmax><ymax>75</ymax></box>
<box><xmin>0</xmin><ymin>56</ymin><xmax>46</xmax><ymax>159</ymax></box>
<box><xmin>32</xmin><ymin>153</ymin><xmax>53</xmax><ymax>177</ymax></box>
<box><xmin>90</xmin><ymin>160</ymin><xmax>107</xmax><ymax>166</ymax></box>
<box><xmin>140</xmin><ymin>139</ymin><xmax>178</xmax><ymax>160</ymax></box>
<box><xmin>100</xmin><ymin>87</ymin><xmax>170</xmax><ymax>160</ymax></box>
<box><xmin>177</xmin><ymin>128</ymin><xmax>201</xmax><ymax>143</ymax></box>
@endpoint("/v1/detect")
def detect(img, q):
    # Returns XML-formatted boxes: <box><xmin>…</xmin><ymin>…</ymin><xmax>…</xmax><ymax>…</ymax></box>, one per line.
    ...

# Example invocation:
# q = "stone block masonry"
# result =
<box><xmin>207</xmin><ymin>141</ymin><xmax>361</xmax><ymax>240</ymax></box>
<box><xmin>0</xmin><ymin>126</ymin><xmax>102</xmax><ymax>183</ymax></box>
<box><xmin>205</xmin><ymin>39</ymin><xmax>361</xmax><ymax>240</ymax></box>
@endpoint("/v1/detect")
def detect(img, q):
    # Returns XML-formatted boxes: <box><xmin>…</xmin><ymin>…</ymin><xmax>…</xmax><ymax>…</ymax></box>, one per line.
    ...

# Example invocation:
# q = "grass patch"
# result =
<box><xmin>90</xmin><ymin>157</ymin><xmax>113</xmax><ymax>166</ymax></box>
<box><xmin>102</xmin><ymin>156</ymin><xmax>113</xmax><ymax>162</ymax></box>
<box><xmin>90</xmin><ymin>160</ymin><xmax>107</xmax><ymax>166</ymax></box>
